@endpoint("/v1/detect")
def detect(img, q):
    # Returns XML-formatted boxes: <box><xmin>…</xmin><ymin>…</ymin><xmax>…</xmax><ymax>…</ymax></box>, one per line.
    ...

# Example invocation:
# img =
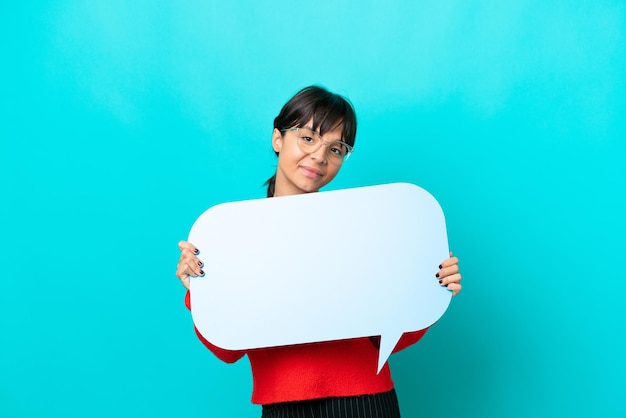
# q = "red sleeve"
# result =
<box><xmin>392</xmin><ymin>328</ymin><xmax>429</xmax><ymax>353</ymax></box>
<box><xmin>184</xmin><ymin>291</ymin><xmax>246</xmax><ymax>364</ymax></box>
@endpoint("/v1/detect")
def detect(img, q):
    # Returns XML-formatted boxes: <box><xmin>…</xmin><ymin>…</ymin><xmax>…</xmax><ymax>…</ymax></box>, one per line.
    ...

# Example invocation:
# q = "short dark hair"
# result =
<box><xmin>266</xmin><ymin>86</ymin><xmax>357</xmax><ymax>197</ymax></box>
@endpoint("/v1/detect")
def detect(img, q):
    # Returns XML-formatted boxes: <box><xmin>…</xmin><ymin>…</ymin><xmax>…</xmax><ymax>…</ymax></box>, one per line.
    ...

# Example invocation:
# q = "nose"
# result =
<box><xmin>309</xmin><ymin>142</ymin><xmax>328</xmax><ymax>163</ymax></box>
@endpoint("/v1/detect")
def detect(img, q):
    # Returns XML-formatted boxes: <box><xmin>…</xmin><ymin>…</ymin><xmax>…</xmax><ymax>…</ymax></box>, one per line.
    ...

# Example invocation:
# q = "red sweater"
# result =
<box><xmin>185</xmin><ymin>291</ymin><xmax>427</xmax><ymax>405</ymax></box>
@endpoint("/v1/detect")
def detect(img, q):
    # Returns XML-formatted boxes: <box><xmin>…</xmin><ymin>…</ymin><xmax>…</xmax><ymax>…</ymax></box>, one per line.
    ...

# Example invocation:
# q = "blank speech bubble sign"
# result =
<box><xmin>188</xmin><ymin>182</ymin><xmax>451</xmax><ymax>373</ymax></box>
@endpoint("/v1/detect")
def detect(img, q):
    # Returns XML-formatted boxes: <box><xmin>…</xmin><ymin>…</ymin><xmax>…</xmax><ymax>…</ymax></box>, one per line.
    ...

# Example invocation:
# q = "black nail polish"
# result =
<box><xmin>197</xmin><ymin>261</ymin><xmax>203</xmax><ymax>267</ymax></box>
<box><xmin>438</xmin><ymin>264</ymin><xmax>443</xmax><ymax>269</ymax></box>
<box><xmin>199</xmin><ymin>270</ymin><xmax>205</xmax><ymax>276</ymax></box>
<box><xmin>439</xmin><ymin>279</ymin><xmax>443</xmax><ymax>284</ymax></box>
<box><xmin>194</xmin><ymin>248</ymin><xmax>199</xmax><ymax>254</ymax></box>
<box><xmin>435</xmin><ymin>273</ymin><xmax>440</xmax><ymax>278</ymax></box>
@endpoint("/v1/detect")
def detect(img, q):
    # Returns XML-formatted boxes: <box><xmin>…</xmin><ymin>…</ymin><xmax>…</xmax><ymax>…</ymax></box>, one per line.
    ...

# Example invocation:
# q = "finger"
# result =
<box><xmin>438</xmin><ymin>273</ymin><xmax>462</xmax><ymax>286</ymax></box>
<box><xmin>436</xmin><ymin>264</ymin><xmax>460</xmax><ymax>280</ymax></box>
<box><xmin>176</xmin><ymin>245</ymin><xmax>205</xmax><ymax>288</ymax></box>
<box><xmin>176</xmin><ymin>258</ymin><xmax>201</xmax><ymax>278</ymax></box>
<box><xmin>439</xmin><ymin>256</ymin><xmax>459</xmax><ymax>269</ymax></box>
<box><xmin>179</xmin><ymin>246</ymin><xmax>203</xmax><ymax>273</ymax></box>
<box><xmin>176</xmin><ymin>260</ymin><xmax>204</xmax><ymax>288</ymax></box>
<box><xmin>178</xmin><ymin>240</ymin><xmax>199</xmax><ymax>255</ymax></box>
<box><xmin>446</xmin><ymin>282</ymin><xmax>462</xmax><ymax>297</ymax></box>
<box><xmin>179</xmin><ymin>255</ymin><xmax>204</xmax><ymax>278</ymax></box>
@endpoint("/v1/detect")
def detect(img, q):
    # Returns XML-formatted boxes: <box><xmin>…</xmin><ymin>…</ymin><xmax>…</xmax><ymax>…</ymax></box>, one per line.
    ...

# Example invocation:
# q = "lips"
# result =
<box><xmin>299</xmin><ymin>165</ymin><xmax>323</xmax><ymax>179</ymax></box>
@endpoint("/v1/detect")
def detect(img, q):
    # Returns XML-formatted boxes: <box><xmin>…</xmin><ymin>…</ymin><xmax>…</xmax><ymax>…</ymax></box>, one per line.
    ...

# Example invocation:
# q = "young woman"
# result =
<box><xmin>176</xmin><ymin>86</ymin><xmax>462</xmax><ymax>418</ymax></box>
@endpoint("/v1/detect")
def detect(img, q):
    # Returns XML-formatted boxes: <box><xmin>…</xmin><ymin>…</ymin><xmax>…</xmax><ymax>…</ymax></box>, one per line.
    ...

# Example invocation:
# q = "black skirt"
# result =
<box><xmin>261</xmin><ymin>388</ymin><xmax>401</xmax><ymax>418</ymax></box>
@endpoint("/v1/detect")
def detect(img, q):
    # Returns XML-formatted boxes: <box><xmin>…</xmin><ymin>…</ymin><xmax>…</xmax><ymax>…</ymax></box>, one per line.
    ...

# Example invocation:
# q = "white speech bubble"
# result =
<box><xmin>188</xmin><ymin>182</ymin><xmax>451</xmax><ymax>373</ymax></box>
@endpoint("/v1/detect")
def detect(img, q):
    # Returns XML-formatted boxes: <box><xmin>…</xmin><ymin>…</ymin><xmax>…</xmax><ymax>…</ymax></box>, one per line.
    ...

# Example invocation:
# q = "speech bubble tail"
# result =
<box><xmin>377</xmin><ymin>332</ymin><xmax>403</xmax><ymax>374</ymax></box>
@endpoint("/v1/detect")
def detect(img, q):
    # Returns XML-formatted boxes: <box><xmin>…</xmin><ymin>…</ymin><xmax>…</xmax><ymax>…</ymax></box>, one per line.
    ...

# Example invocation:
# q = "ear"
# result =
<box><xmin>272</xmin><ymin>128</ymin><xmax>283</xmax><ymax>153</ymax></box>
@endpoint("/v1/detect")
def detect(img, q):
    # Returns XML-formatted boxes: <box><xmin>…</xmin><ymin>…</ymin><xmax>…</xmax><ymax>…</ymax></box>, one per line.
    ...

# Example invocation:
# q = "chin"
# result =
<box><xmin>295</xmin><ymin>181</ymin><xmax>322</xmax><ymax>193</ymax></box>
<box><xmin>300</xmin><ymin>185</ymin><xmax>320</xmax><ymax>193</ymax></box>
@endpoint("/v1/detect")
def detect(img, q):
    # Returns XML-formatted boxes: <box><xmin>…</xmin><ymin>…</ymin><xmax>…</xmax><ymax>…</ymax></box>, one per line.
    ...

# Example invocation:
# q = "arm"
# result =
<box><xmin>177</xmin><ymin>240</ymin><xmax>246</xmax><ymax>364</ymax></box>
<box><xmin>184</xmin><ymin>291</ymin><xmax>246</xmax><ymax>364</ymax></box>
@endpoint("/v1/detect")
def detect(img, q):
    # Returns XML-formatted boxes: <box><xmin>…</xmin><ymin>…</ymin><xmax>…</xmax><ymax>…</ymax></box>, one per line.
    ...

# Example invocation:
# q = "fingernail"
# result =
<box><xmin>438</xmin><ymin>279</ymin><xmax>443</xmax><ymax>284</ymax></box>
<box><xmin>197</xmin><ymin>261</ymin><xmax>203</xmax><ymax>267</ymax></box>
<box><xmin>435</xmin><ymin>273</ymin><xmax>440</xmax><ymax>278</ymax></box>
<box><xmin>194</xmin><ymin>248</ymin><xmax>199</xmax><ymax>254</ymax></box>
<box><xmin>199</xmin><ymin>270</ymin><xmax>205</xmax><ymax>276</ymax></box>
<box><xmin>438</xmin><ymin>264</ymin><xmax>442</xmax><ymax>269</ymax></box>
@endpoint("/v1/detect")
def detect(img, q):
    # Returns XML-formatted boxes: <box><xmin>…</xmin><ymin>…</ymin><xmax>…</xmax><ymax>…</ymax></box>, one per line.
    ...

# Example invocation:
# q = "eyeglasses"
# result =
<box><xmin>281</xmin><ymin>127</ymin><xmax>354</xmax><ymax>162</ymax></box>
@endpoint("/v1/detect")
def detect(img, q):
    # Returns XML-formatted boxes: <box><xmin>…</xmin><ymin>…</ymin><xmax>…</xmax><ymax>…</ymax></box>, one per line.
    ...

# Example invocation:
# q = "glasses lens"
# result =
<box><xmin>296</xmin><ymin>129</ymin><xmax>320</xmax><ymax>152</ymax></box>
<box><xmin>327</xmin><ymin>142</ymin><xmax>349</xmax><ymax>160</ymax></box>
<box><xmin>295</xmin><ymin>128</ymin><xmax>351</xmax><ymax>162</ymax></box>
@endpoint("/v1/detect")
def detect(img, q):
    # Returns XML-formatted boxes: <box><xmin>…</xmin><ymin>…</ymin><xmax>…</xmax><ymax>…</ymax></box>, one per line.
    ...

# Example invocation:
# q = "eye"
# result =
<box><xmin>301</xmin><ymin>135</ymin><xmax>315</xmax><ymax>143</ymax></box>
<box><xmin>330</xmin><ymin>143</ymin><xmax>347</xmax><ymax>157</ymax></box>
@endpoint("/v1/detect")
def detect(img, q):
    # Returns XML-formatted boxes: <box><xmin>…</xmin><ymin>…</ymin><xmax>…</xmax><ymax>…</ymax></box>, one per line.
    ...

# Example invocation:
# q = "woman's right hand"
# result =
<box><xmin>176</xmin><ymin>240</ymin><xmax>204</xmax><ymax>290</ymax></box>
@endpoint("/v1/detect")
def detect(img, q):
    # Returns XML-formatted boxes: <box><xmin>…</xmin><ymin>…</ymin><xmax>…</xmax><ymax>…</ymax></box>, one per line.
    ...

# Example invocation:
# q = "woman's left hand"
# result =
<box><xmin>437</xmin><ymin>252</ymin><xmax>462</xmax><ymax>296</ymax></box>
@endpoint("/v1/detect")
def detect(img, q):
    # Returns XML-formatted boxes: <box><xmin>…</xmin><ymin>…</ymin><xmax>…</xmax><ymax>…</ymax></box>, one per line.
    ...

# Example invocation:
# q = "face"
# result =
<box><xmin>272</xmin><ymin>120</ymin><xmax>345</xmax><ymax>197</ymax></box>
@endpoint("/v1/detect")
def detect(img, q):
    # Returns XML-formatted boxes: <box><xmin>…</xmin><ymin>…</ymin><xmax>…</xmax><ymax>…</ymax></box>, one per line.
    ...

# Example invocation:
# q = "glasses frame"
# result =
<box><xmin>280</xmin><ymin>127</ymin><xmax>354</xmax><ymax>162</ymax></box>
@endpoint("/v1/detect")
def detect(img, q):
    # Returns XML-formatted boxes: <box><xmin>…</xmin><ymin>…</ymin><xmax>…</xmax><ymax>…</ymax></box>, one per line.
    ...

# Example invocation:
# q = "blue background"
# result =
<box><xmin>1</xmin><ymin>1</ymin><xmax>624</xmax><ymax>417</ymax></box>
